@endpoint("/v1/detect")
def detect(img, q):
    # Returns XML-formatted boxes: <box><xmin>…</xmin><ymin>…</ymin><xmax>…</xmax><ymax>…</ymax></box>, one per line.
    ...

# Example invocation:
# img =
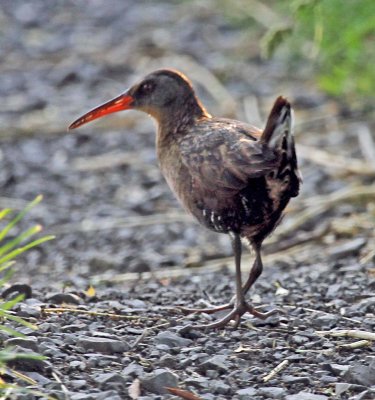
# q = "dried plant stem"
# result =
<box><xmin>297</xmin><ymin>144</ymin><xmax>375</xmax><ymax>177</ymax></box>
<box><xmin>357</xmin><ymin>124</ymin><xmax>375</xmax><ymax>166</ymax></box>
<box><xmin>263</xmin><ymin>359</ymin><xmax>289</xmax><ymax>382</ymax></box>
<box><xmin>316</xmin><ymin>329</ymin><xmax>375</xmax><ymax>341</ymax></box>
<box><xmin>277</xmin><ymin>184</ymin><xmax>375</xmax><ymax>237</ymax></box>
<box><xmin>283</xmin><ymin>306</ymin><xmax>362</xmax><ymax>324</ymax></box>
<box><xmin>92</xmin><ymin>241</ymin><xmax>315</xmax><ymax>285</ymax></box>
<box><xmin>42</xmin><ymin>307</ymin><xmax>142</xmax><ymax>320</ymax></box>
<box><xmin>51</xmin><ymin>371</ymin><xmax>70</xmax><ymax>399</ymax></box>
<box><xmin>339</xmin><ymin>340</ymin><xmax>371</xmax><ymax>349</ymax></box>
<box><xmin>49</xmin><ymin>212</ymin><xmax>191</xmax><ymax>235</ymax></box>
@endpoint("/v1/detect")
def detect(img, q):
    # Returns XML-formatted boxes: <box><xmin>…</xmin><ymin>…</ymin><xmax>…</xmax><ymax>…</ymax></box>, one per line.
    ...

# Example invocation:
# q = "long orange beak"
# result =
<box><xmin>68</xmin><ymin>92</ymin><xmax>134</xmax><ymax>130</ymax></box>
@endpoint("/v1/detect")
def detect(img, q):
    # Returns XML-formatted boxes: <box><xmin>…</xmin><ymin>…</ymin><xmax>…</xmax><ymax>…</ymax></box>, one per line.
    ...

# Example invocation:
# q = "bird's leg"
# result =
<box><xmin>242</xmin><ymin>243</ymin><xmax>263</xmax><ymax>295</ymax></box>
<box><xmin>224</xmin><ymin>243</ymin><xmax>262</xmax><ymax>306</ymax></box>
<box><xmin>239</xmin><ymin>243</ymin><xmax>279</xmax><ymax>320</ymax></box>
<box><xmin>177</xmin><ymin>233</ymin><xmax>244</xmax><ymax>316</ymax></box>
<box><xmin>183</xmin><ymin>237</ymin><xmax>278</xmax><ymax>330</ymax></box>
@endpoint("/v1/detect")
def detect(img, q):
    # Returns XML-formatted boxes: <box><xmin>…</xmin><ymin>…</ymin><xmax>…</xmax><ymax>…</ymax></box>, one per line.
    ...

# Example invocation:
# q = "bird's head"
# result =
<box><xmin>69</xmin><ymin>69</ymin><xmax>208</xmax><ymax>130</ymax></box>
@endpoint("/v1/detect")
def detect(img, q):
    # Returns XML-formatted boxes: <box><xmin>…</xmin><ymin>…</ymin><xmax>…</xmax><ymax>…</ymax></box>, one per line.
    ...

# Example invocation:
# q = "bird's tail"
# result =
<box><xmin>260</xmin><ymin>96</ymin><xmax>292</xmax><ymax>152</ymax></box>
<box><xmin>261</xmin><ymin>96</ymin><xmax>301</xmax><ymax>197</ymax></box>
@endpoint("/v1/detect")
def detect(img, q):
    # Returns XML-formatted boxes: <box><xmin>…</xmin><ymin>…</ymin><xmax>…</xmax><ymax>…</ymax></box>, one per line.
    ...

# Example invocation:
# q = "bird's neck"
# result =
<box><xmin>156</xmin><ymin>96</ymin><xmax>211</xmax><ymax>141</ymax></box>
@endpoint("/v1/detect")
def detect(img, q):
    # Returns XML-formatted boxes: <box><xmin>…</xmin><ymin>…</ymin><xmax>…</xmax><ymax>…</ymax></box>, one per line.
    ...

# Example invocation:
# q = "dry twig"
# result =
<box><xmin>42</xmin><ymin>307</ymin><xmax>142</xmax><ymax>320</ymax></box>
<box><xmin>338</xmin><ymin>340</ymin><xmax>371</xmax><ymax>349</ymax></box>
<box><xmin>297</xmin><ymin>144</ymin><xmax>375</xmax><ymax>177</ymax></box>
<box><xmin>51</xmin><ymin>371</ymin><xmax>70</xmax><ymax>400</ymax></box>
<box><xmin>166</xmin><ymin>387</ymin><xmax>203</xmax><ymax>400</ymax></box>
<box><xmin>49</xmin><ymin>212</ymin><xmax>191</xmax><ymax>235</ymax></box>
<box><xmin>357</xmin><ymin>124</ymin><xmax>375</xmax><ymax>166</ymax></box>
<box><xmin>316</xmin><ymin>329</ymin><xmax>375</xmax><ymax>341</ymax></box>
<box><xmin>284</xmin><ymin>306</ymin><xmax>362</xmax><ymax>324</ymax></box>
<box><xmin>263</xmin><ymin>360</ymin><xmax>289</xmax><ymax>382</ymax></box>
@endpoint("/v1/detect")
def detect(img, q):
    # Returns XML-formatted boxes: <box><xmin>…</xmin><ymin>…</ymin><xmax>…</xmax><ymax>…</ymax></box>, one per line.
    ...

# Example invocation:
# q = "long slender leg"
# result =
<box><xmin>178</xmin><ymin>233</ymin><xmax>242</xmax><ymax>315</ymax></box>
<box><xmin>232</xmin><ymin>232</ymin><xmax>243</xmax><ymax>306</ymax></box>
<box><xmin>179</xmin><ymin>236</ymin><xmax>278</xmax><ymax>329</ymax></box>
<box><xmin>242</xmin><ymin>243</ymin><xmax>263</xmax><ymax>295</ymax></box>
<box><xmin>222</xmin><ymin>242</ymin><xmax>262</xmax><ymax>306</ymax></box>
<box><xmin>190</xmin><ymin>233</ymin><xmax>248</xmax><ymax>329</ymax></box>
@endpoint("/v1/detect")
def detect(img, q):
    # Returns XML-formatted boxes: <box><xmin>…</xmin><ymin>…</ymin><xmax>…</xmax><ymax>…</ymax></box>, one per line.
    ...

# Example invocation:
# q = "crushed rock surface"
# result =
<box><xmin>0</xmin><ymin>1</ymin><xmax>374</xmax><ymax>399</ymax></box>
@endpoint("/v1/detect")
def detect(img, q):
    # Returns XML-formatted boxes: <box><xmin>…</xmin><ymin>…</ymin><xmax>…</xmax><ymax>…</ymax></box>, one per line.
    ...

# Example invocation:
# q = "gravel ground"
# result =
<box><xmin>1</xmin><ymin>1</ymin><xmax>374</xmax><ymax>399</ymax></box>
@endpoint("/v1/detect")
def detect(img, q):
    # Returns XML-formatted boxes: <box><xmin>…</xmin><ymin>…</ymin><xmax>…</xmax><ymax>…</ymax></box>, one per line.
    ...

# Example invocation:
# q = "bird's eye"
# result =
<box><xmin>138</xmin><ymin>81</ymin><xmax>155</xmax><ymax>95</ymax></box>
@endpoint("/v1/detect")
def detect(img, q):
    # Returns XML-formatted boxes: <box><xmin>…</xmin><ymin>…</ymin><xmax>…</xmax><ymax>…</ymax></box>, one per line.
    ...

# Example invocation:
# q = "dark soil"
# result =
<box><xmin>1</xmin><ymin>1</ymin><xmax>374</xmax><ymax>399</ymax></box>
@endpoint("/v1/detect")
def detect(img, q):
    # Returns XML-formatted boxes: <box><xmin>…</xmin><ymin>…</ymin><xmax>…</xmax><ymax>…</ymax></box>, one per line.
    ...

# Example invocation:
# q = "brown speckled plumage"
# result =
<box><xmin>69</xmin><ymin>69</ymin><xmax>301</xmax><ymax>329</ymax></box>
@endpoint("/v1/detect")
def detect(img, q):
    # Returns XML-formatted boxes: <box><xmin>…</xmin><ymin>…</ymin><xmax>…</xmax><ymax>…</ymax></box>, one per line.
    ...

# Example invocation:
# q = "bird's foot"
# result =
<box><xmin>178</xmin><ymin>302</ymin><xmax>232</xmax><ymax>315</ymax></box>
<box><xmin>183</xmin><ymin>301</ymin><xmax>278</xmax><ymax>330</ymax></box>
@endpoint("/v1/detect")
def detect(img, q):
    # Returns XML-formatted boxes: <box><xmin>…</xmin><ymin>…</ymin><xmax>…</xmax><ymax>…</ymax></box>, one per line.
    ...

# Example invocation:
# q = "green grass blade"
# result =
<box><xmin>0</xmin><ymin>382</ymin><xmax>56</xmax><ymax>400</ymax></box>
<box><xmin>0</xmin><ymin>349</ymin><xmax>45</xmax><ymax>362</ymax></box>
<box><xmin>0</xmin><ymin>209</ymin><xmax>12</xmax><ymax>220</ymax></box>
<box><xmin>0</xmin><ymin>312</ymin><xmax>37</xmax><ymax>330</ymax></box>
<box><xmin>0</xmin><ymin>261</ymin><xmax>15</xmax><ymax>273</ymax></box>
<box><xmin>0</xmin><ymin>268</ymin><xmax>14</xmax><ymax>288</ymax></box>
<box><xmin>0</xmin><ymin>225</ymin><xmax>43</xmax><ymax>258</ymax></box>
<box><xmin>0</xmin><ymin>325</ymin><xmax>25</xmax><ymax>338</ymax></box>
<box><xmin>0</xmin><ymin>294</ymin><xmax>25</xmax><ymax>311</ymax></box>
<box><xmin>0</xmin><ymin>195</ymin><xmax>43</xmax><ymax>242</ymax></box>
<box><xmin>0</xmin><ymin>235</ymin><xmax>55</xmax><ymax>265</ymax></box>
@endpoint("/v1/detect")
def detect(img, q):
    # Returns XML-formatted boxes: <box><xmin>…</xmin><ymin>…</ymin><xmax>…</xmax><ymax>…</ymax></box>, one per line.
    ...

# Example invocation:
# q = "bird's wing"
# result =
<box><xmin>179</xmin><ymin>119</ymin><xmax>278</xmax><ymax>192</ymax></box>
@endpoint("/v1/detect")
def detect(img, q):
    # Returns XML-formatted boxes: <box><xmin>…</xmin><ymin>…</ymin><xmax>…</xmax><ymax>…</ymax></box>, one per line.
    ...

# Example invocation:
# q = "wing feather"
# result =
<box><xmin>179</xmin><ymin>119</ymin><xmax>278</xmax><ymax>193</ymax></box>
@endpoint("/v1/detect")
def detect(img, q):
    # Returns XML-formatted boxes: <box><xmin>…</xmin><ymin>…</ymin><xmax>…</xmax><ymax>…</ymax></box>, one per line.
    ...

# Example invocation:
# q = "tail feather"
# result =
<box><xmin>261</xmin><ymin>96</ymin><xmax>301</xmax><ymax>197</ymax></box>
<box><xmin>261</xmin><ymin>96</ymin><xmax>292</xmax><ymax>150</ymax></box>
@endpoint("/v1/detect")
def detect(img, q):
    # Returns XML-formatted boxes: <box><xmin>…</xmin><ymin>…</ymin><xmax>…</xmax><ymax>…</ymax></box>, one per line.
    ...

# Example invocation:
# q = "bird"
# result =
<box><xmin>69</xmin><ymin>69</ymin><xmax>301</xmax><ymax>329</ymax></box>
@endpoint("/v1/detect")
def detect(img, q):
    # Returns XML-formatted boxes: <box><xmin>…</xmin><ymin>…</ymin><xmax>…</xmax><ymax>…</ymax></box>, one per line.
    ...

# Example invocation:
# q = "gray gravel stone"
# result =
<box><xmin>311</xmin><ymin>314</ymin><xmax>338</xmax><ymax>329</ymax></box>
<box><xmin>61</xmin><ymin>324</ymin><xmax>86</xmax><ymax>332</ymax></box>
<box><xmin>45</xmin><ymin>390</ymin><xmax>67</xmax><ymax>400</ymax></box>
<box><xmin>26</xmin><ymin>372</ymin><xmax>52</xmax><ymax>386</ymax></box>
<box><xmin>122</xmin><ymin>362</ymin><xmax>144</xmax><ymax>377</ymax></box>
<box><xmin>291</xmin><ymin>334</ymin><xmax>309</xmax><ymax>344</ymax></box>
<box><xmin>96</xmin><ymin>372</ymin><xmax>128</xmax><ymax>390</ymax></box>
<box><xmin>77</xmin><ymin>336</ymin><xmax>129</xmax><ymax>353</ymax></box>
<box><xmin>236</xmin><ymin>387</ymin><xmax>258</xmax><ymax>398</ymax></box>
<box><xmin>285</xmin><ymin>392</ymin><xmax>328</xmax><ymax>400</ymax></box>
<box><xmin>154</xmin><ymin>331</ymin><xmax>193</xmax><ymax>348</ymax></box>
<box><xmin>40</xmin><ymin>343</ymin><xmax>66</xmax><ymax>358</ymax></box>
<box><xmin>205</xmin><ymin>369</ymin><xmax>219</xmax><ymax>378</ymax></box>
<box><xmin>5</xmin><ymin>337</ymin><xmax>39</xmax><ymax>352</ymax></box>
<box><xmin>282</xmin><ymin>375</ymin><xmax>312</xmax><ymax>385</ymax></box>
<box><xmin>47</xmin><ymin>292</ymin><xmax>82</xmax><ymax>304</ymax></box>
<box><xmin>258</xmin><ymin>386</ymin><xmax>286</xmax><ymax>398</ymax></box>
<box><xmin>328</xmin><ymin>238</ymin><xmax>367</xmax><ymax>260</ymax></box>
<box><xmin>209</xmin><ymin>380</ymin><xmax>231</xmax><ymax>395</ymax></box>
<box><xmin>70</xmin><ymin>394</ymin><xmax>97</xmax><ymax>400</ymax></box>
<box><xmin>159</xmin><ymin>354</ymin><xmax>178</xmax><ymax>368</ymax></box>
<box><xmin>69</xmin><ymin>360</ymin><xmax>86</xmax><ymax>371</ymax></box>
<box><xmin>96</xmin><ymin>392</ymin><xmax>123</xmax><ymax>400</ymax></box>
<box><xmin>1</xmin><ymin>2</ymin><xmax>374</xmax><ymax>400</ymax></box>
<box><xmin>184</xmin><ymin>376</ymin><xmax>209</xmax><ymax>389</ymax></box>
<box><xmin>71</xmin><ymin>380</ymin><xmax>87</xmax><ymax>390</ymax></box>
<box><xmin>8</xmin><ymin>345</ymin><xmax>51</xmax><ymax>372</ymax></box>
<box><xmin>326</xmin><ymin>363</ymin><xmax>350</xmax><ymax>376</ymax></box>
<box><xmin>343</xmin><ymin>359</ymin><xmax>375</xmax><ymax>387</ymax></box>
<box><xmin>18</xmin><ymin>303</ymin><xmax>42</xmax><ymax>318</ymax></box>
<box><xmin>335</xmin><ymin>383</ymin><xmax>352</xmax><ymax>396</ymax></box>
<box><xmin>141</xmin><ymin>368</ymin><xmax>178</xmax><ymax>395</ymax></box>
<box><xmin>198</xmin><ymin>355</ymin><xmax>229</xmax><ymax>373</ymax></box>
